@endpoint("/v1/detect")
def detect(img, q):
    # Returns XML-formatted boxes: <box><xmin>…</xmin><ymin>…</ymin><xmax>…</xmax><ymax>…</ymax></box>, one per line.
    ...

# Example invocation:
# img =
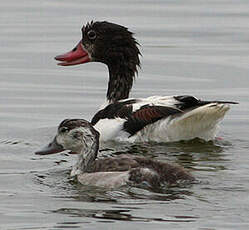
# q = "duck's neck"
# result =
<box><xmin>106</xmin><ymin>63</ymin><xmax>136</xmax><ymax>103</ymax></box>
<box><xmin>71</xmin><ymin>148</ymin><xmax>98</xmax><ymax>177</ymax></box>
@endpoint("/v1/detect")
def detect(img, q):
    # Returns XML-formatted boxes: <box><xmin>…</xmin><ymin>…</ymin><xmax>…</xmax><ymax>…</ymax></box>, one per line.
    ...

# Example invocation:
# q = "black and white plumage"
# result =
<box><xmin>35</xmin><ymin>119</ymin><xmax>194</xmax><ymax>189</ymax></box>
<box><xmin>55</xmin><ymin>21</ymin><xmax>237</xmax><ymax>143</ymax></box>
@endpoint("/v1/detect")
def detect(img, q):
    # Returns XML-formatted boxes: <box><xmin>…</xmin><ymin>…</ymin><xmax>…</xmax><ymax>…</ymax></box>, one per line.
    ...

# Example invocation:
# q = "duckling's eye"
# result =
<box><xmin>73</xmin><ymin>131</ymin><xmax>82</xmax><ymax>139</ymax></box>
<box><xmin>87</xmin><ymin>30</ymin><xmax>96</xmax><ymax>40</ymax></box>
<box><xmin>60</xmin><ymin>127</ymin><xmax>68</xmax><ymax>133</ymax></box>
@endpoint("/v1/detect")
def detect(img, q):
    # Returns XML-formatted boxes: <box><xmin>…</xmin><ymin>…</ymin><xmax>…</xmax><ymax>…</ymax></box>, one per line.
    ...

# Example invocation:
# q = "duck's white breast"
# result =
<box><xmin>77</xmin><ymin>171</ymin><xmax>130</xmax><ymax>188</ymax></box>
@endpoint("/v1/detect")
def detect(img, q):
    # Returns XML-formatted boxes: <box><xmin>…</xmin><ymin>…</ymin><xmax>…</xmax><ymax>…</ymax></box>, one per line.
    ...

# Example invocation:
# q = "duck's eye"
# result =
<box><xmin>73</xmin><ymin>131</ymin><xmax>82</xmax><ymax>139</ymax></box>
<box><xmin>87</xmin><ymin>30</ymin><xmax>96</xmax><ymax>40</ymax></box>
<box><xmin>60</xmin><ymin>127</ymin><xmax>68</xmax><ymax>133</ymax></box>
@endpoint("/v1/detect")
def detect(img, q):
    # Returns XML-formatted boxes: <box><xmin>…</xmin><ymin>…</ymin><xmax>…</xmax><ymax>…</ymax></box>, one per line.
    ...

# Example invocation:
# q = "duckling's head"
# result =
<box><xmin>35</xmin><ymin>119</ymin><xmax>100</xmax><ymax>157</ymax></box>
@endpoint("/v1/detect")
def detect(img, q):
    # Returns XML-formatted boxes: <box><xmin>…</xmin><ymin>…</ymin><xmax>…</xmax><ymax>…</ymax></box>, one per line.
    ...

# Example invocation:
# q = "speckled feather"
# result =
<box><xmin>90</xmin><ymin>154</ymin><xmax>194</xmax><ymax>186</ymax></box>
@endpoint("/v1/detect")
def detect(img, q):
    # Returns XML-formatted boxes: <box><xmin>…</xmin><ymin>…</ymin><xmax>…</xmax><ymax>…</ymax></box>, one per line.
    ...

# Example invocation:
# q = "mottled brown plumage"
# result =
<box><xmin>36</xmin><ymin>119</ymin><xmax>195</xmax><ymax>189</ymax></box>
<box><xmin>90</xmin><ymin>154</ymin><xmax>194</xmax><ymax>186</ymax></box>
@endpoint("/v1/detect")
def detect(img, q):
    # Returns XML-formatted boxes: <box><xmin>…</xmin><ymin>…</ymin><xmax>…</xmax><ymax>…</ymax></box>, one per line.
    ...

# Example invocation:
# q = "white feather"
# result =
<box><xmin>77</xmin><ymin>171</ymin><xmax>130</xmax><ymax>188</ymax></box>
<box><xmin>134</xmin><ymin>103</ymin><xmax>230</xmax><ymax>142</ymax></box>
<box><xmin>93</xmin><ymin>118</ymin><xmax>129</xmax><ymax>142</ymax></box>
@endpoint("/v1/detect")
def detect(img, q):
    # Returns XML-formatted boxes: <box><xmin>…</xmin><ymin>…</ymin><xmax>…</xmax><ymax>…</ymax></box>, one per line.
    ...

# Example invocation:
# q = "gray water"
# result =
<box><xmin>1</xmin><ymin>0</ymin><xmax>249</xmax><ymax>229</ymax></box>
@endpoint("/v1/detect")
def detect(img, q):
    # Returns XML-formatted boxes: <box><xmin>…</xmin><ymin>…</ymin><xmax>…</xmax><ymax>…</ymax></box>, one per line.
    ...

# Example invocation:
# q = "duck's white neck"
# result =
<box><xmin>70</xmin><ymin>148</ymin><xmax>98</xmax><ymax>177</ymax></box>
<box><xmin>70</xmin><ymin>135</ymin><xmax>99</xmax><ymax>177</ymax></box>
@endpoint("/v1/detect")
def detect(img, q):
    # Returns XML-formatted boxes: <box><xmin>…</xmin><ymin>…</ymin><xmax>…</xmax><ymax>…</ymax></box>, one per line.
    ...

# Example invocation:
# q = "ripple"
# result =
<box><xmin>52</xmin><ymin>208</ymin><xmax>198</xmax><ymax>223</ymax></box>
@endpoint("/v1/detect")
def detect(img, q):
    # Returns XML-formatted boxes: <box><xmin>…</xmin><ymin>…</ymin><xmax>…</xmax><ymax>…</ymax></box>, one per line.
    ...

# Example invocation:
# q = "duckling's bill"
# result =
<box><xmin>35</xmin><ymin>137</ymin><xmax>64</xmax><ymax>155</ymax></box>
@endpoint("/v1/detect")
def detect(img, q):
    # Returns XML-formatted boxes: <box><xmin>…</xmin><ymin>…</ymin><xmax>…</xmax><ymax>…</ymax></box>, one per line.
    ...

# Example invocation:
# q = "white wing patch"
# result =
<box><xmin>130</xmin><ymin>96</ymin><xmax>179</xmax><ymax>112</ymax></box>
<box><xmin>94</xmin><ymin>118</ymin><xmax>129</xmax><ymax>142</ymax></box>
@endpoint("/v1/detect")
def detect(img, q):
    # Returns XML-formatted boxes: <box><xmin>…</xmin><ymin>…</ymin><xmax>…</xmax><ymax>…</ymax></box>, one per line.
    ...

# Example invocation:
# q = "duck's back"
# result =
<box><xmin>92</xmin><ymin>95</ymin><xmax>233</xmax><ymax>142</ymax></box>
<box><xmin>84</xmin><ymin>154</ymin><xmax>194</xmax><ymax>188</ymax></box>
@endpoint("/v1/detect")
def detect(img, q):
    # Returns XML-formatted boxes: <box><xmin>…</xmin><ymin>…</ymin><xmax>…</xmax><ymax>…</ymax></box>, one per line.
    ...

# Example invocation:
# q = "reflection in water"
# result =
<box><xmin>100</xmin><ymin>138</ymin><xmax>229</xmax><ymax>158</ymax></box>
<box><xmin>52</xmin><ymin>207</ymin><xmax>198</xmax><ymax>223</ymax></box>
<box><xmin>33</xmin><ymin>165</ymin><xmax>198</xmax><ymax>227</ymax></box>
<box><xmin>33</xmin><ymin>169</ymin><xmax>76</xmax><ymax>195</ymax></box>
<box><xmin>0</xmin><ymin>138</ymin><xmax>31</xmax><ymax>146</ymax></box>
<box><xmin>33</xmin><ymin>167</ymin><xmax>194</xmax><ymax>203</ymax></box>
<box><xmin>100</xmin><ymin>138</ymin><xmax>231</xmax><ymax>173</ymax></box>
<box><xmin>73</xmin><ymin>184</ymin><xmax>194</xmax><ymax>202</ymax></box>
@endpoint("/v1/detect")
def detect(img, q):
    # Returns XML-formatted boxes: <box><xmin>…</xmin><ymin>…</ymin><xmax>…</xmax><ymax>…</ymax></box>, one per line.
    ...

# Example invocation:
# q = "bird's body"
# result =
<box><xmin>77</xmin><ymin>154</ymin><xmax>194</xmax><ymax>188</ymax></box>
<box><xmin>55</xmin><ymin>21</ymin><xmax>237</xmax><ymax>143</ymax></box>
<box><xmin>36</xmin><ymin>119</ymin><xmax>195</xmax><ymax>189</ymax></box>
<box><xmin>92</xmin><ymin>96</ymin><xmax>232</xmax><ymax>142</ymax></box>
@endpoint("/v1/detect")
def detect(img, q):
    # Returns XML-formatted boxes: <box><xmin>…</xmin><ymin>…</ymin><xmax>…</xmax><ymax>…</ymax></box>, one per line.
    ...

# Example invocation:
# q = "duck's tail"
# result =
<box><xmin>167</xmin><ymin>103</ymin><xmax>231</xmax><ymax>141</ymax></box>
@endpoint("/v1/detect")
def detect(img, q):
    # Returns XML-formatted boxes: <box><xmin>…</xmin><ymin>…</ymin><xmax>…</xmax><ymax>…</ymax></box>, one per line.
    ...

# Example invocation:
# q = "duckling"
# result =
<box><xmin>36</xmin><ymin>119</ymin><xmax>195</xmax><ymax>189</ymax></box>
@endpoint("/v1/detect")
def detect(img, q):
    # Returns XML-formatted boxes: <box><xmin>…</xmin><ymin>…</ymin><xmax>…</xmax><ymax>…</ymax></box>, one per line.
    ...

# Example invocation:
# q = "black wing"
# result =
<box><xmin>91</xmin><ymin>98</ymin><xmax>182</xmax><ymax>136</ymax></box>
<box><xmin>91</xmin><ymin>99</ymin><xmax>137</xmax><ymax>125</ymax></box>
<box><xmin>174</xmin><ymin>95</ymin><xmax>238</xmax><ymax>110</ymax></box>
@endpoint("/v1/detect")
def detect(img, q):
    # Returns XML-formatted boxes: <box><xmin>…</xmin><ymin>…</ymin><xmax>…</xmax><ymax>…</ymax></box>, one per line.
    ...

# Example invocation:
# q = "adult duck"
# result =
<box><xmin>55</xmin><ymin>21</ymin><xmax>237</xmax><ymax>143</ymax></box>
<box><xmin>35</xmin><ymin>119</ymin><xmax>194</xmax><ymax>189</ymax></box>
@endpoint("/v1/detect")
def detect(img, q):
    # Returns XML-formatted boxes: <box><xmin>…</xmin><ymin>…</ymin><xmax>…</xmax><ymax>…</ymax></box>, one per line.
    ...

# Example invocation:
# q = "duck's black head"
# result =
<box><xmin>55</xmin><ymin>21</ymin><xmax>141</xmax><ymax>102</ymax></box>
<box><xmin>55</xmin><ymin>21</ymin><xmax>140</xmax><ymax>70</ymax></box>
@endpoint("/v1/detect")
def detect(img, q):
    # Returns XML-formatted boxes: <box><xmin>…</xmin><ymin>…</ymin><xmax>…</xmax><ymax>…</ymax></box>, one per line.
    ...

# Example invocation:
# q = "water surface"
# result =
<box><xmin>0</xmin><ymin>0</ymin><xmax>249</xmax><ymax>229</ymax></box>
